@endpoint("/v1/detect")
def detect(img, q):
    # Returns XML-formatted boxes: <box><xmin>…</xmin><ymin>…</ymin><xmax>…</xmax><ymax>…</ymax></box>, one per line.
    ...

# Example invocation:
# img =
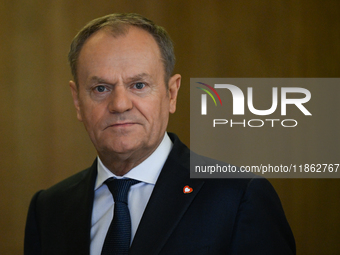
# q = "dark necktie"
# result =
<box><xmin>101</xmin><ymin>178</ymin><xmax>141</xmax><ymax>255</ymax></box>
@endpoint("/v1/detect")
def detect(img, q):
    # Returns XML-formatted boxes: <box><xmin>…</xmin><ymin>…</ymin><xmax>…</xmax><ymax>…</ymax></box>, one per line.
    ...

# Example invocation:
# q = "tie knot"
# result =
<box><xmin>105</xmin><ymin>178</ymin><xmax>140</xmax><ymax>203</ymax></box>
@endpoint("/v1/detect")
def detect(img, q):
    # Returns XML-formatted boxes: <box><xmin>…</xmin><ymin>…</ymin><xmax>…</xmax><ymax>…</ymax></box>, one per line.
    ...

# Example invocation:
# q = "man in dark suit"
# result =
<box><xmin>24</xmin><ymin>13</ymin><xmax>295</xmax><ymax>254</ymax></box>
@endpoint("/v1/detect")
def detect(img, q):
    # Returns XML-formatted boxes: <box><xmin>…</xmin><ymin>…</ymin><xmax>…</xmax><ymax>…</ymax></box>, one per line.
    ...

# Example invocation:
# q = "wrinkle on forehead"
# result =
<box><xmin>77</xmin><ymin>27</ymin><xmax>166</xmax><ymax>90</ymax></box>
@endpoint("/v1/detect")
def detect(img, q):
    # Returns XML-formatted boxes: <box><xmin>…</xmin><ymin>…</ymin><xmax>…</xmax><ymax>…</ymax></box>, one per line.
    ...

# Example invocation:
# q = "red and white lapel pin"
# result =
<box><xmin>183</xmin><ymin>185</ymin><xmax>193</xmax><ymax>194</ymax></box>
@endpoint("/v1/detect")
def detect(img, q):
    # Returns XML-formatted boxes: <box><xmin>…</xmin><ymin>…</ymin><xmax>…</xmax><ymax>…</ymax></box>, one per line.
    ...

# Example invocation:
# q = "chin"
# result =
<box><xmin>104</xmin><ymin>140</ymin><xmax>143</xmax><ymax>154</ymax></box>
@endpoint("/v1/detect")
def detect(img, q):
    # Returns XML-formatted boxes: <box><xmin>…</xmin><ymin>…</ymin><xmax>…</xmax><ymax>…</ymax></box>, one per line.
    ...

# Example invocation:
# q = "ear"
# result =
<box><xmin>69</xmin><ymin>80</ymin><xmax>83</xmax><ymax>122</ymax></box>
<box><xmin>168</xmin><ymin>74</ymin><xmax>181</xmax><ymax>114</ymax></box>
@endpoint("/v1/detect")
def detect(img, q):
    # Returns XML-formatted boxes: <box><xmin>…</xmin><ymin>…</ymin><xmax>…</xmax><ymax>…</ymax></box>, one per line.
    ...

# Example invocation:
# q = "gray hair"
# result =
<box><xmin>68</xmin><ymin>13</ymin><xmax>175</xmax><ymax>86</ymax></box>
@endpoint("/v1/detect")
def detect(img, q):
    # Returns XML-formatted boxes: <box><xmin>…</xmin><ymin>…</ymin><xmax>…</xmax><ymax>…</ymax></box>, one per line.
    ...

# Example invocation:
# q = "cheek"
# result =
<box><xmin>151</xmin><ymin>99</ymin><xmax>171</xmax><ymax>127</ymax></box>
<box><xmin>80</xmin><ymin>105</ymin><xmax>104</xmax><ymax>132</ymax></box>
<box><xmin>149</xmin><ymin>98</ymin><xmax>169</xmax><ymax>119</ymax></box>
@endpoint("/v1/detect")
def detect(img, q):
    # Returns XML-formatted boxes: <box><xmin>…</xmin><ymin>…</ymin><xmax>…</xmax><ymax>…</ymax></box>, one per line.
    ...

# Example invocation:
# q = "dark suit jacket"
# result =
<box><xmin>24</xmin><ymin>133</ymin><xmax>295</xmax><ymax>255</ymax></box>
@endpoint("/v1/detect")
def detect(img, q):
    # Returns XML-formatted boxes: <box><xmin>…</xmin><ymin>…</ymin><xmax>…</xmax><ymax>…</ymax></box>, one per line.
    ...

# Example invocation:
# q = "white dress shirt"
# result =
<box><xmin>90</xmin><ymin>133</ymin><xmax>173</xmax><ymax>255</ymax></box>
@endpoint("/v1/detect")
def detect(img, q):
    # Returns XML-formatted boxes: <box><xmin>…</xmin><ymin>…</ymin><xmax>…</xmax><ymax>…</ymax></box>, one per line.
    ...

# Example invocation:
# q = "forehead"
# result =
<box><xmin>77</xmin><ymin>27</ymin><xmax>163</xmax><ymax>83</ymax></box>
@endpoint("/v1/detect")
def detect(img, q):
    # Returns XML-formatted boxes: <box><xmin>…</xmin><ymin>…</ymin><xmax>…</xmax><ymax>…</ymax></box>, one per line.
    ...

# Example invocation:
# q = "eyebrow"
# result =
<box><xmin>89</xmin><ymin>76</ymin><xmax>107</xmax><ymax>84</ymax></box>
<box><xmin>126</xmin><ymin>73</ymin><xmax>151</xmax><ymax>82</ymax></box>
<box><xmin>89</xmin><ymin>73</ymin><xmax>151</xmax><ymax>85</ymax></box>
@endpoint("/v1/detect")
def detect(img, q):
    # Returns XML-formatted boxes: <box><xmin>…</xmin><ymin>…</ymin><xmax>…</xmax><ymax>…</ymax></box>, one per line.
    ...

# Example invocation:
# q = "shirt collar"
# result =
<box><xmin>95</xmin><ymin>132</ymin><xmax>173</xmax><ymax>190</ymax></box>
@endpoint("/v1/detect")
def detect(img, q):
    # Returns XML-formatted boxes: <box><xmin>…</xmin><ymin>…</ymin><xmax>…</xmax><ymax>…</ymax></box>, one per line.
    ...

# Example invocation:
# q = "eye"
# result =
<box><xmin>94</xmin><ymin>85</ymin><xmax>107</xmax><ymax>93</ymax></box>
<box><xmin>134</xmin><ymin>82</ymin><xmax>145</xmax><ymax>90</ymax></box>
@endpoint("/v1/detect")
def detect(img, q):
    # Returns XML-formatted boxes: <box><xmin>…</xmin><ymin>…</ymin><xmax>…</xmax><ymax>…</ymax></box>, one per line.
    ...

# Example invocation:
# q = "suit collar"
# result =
<box><xmin>129</xmin><ymin>133</ymin><xmax>205</xmax><ymax>254</ymax></box>
<box><xmin>61</xmin><ymin>160</ymin><xmax>97</xmax><ymax>255</ymax></box>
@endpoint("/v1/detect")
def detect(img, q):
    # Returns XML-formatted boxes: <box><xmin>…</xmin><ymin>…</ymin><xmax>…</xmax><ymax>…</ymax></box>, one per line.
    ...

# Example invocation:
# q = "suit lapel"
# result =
<box><xmin>61</xmin><ymin>160</ymin><xmax>97</xmax><ymax>255</ymax></box>
<box><xmin>129</xmin><ymin>134</ymin><xmax>205</xmax><ymax>255</ymax></box>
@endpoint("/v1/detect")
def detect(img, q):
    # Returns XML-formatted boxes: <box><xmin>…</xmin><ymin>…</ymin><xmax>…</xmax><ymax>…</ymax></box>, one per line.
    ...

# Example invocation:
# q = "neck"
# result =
<box><xmin>98</xmin><ymin>145</ymin><xmax>161</xmax><ymax>176</ymax></box>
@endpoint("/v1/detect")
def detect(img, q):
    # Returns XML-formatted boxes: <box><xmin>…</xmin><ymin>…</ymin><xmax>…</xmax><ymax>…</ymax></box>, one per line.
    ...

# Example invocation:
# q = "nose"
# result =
<box><xmin>108</xmin><ymin>85</ymin><xmax>133</xmax><ymax>113</ymax></box>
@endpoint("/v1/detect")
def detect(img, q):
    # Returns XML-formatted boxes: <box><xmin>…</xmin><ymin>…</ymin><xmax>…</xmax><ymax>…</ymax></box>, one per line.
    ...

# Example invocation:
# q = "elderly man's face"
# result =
<box><xmin>70</xmin><ymin>27</ymin><xmax>180</xmax><ymax>165</ymax></box>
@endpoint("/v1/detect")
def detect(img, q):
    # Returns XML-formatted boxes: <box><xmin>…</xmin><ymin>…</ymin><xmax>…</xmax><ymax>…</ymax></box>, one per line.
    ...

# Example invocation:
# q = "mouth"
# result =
<box><xmin>104</xmin><ymin>122</ymin><xmax>138</xmax><ymax>130</ymax></box>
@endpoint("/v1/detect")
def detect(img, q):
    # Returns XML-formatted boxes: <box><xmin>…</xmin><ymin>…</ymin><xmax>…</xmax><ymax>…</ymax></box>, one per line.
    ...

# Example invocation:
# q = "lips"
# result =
<box><xmin>104</xmin><ymin>122</ymin><xmax>138</xmax><ymax>130</ymax></box>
